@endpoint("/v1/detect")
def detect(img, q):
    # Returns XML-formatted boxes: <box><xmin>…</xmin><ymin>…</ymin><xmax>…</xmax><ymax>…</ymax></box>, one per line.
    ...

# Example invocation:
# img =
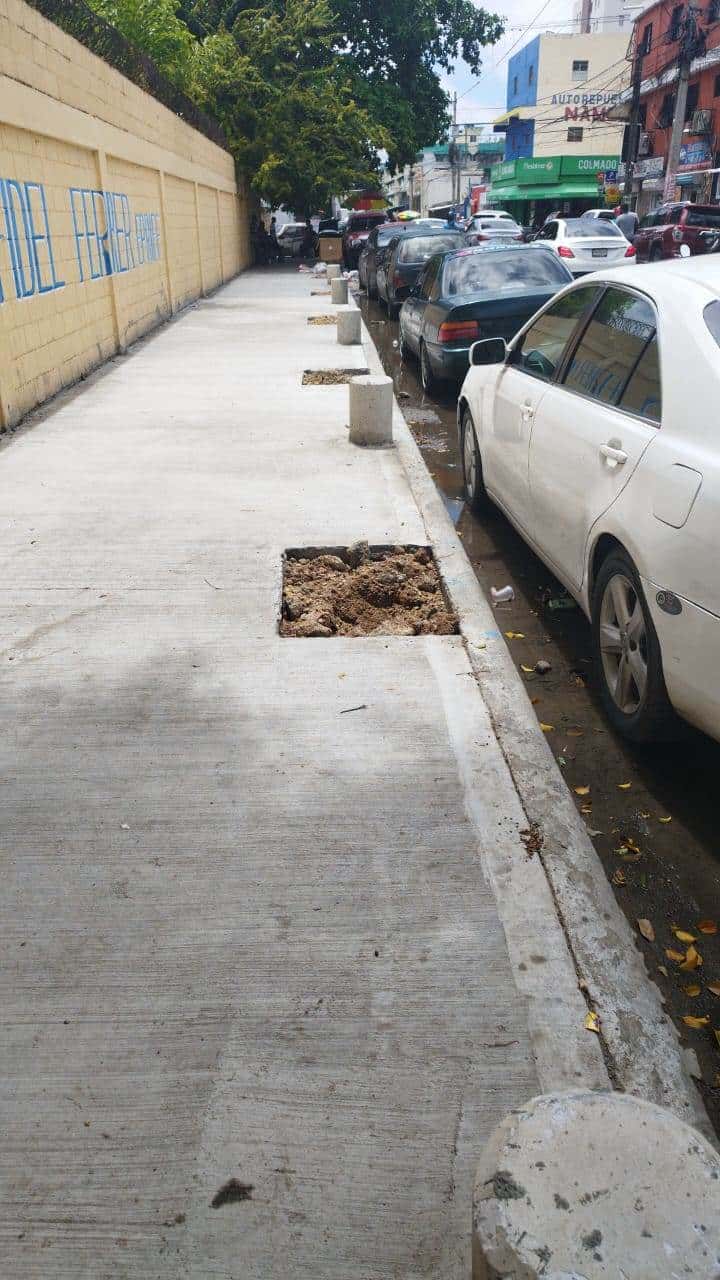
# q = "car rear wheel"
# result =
<box><xmin>592</xmin><ymin>549</ymin><xmax>678</xmax><ymax>742</ymax></box>
<box><xmin>649</xmin><ymin>243</ymin><xmax>663</xmax><ymax>262</ymax></box>
<box><xmin>420</xmin><ymin>342</ymin><xmax>438</xmax><ymax>395</ymax></box>
<box><xmin>460</xmin><ymin>407</ymin><xmax>487</xmax><ymax>512</ymax></box>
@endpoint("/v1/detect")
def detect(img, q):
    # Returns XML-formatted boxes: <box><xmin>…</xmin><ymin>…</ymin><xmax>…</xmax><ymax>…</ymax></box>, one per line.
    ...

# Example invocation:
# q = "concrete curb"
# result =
<box><xmin>355</xmin><ymin>300</ymin><xmax>713</xmax><ymax>1142</ymax></box>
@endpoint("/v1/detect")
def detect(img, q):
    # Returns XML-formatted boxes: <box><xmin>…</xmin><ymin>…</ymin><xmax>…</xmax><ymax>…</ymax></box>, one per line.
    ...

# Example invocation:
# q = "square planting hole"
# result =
<box><xmin>280</xmin><ymin>543</ymin><xmax>459</xmax><ymax>637</ymax></box>
<box><xmin>307</xmin><ymin>314</ymin><xmax>337</xmax><ymax>325</ymax></box>
<box><xmin>310</xmin><ymin>289</ymin><xmax>331</xmax><ymax>296</ymax></box>
<box><xmin>302</xmin><ymin>369</ymin><xmax>369</xmax><ymax>385</ymax></box>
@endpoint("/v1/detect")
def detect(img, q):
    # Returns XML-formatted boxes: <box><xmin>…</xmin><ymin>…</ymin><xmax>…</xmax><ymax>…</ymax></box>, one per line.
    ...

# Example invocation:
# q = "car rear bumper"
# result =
<box><xmin>426</xmin><ymin>342</ymin><xmax>472</xmax><ymax>382</ymax></box>
<box><xmin>644</xmin><ymin>577</ymin><xmax>720</xmax><ymax>742</ymax></box>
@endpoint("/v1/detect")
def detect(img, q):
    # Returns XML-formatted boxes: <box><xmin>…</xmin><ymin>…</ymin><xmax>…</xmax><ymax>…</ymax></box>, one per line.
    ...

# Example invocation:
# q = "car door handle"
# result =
<box><xmin>600</xmin><ymin>443</ymin><xmax>628</xmax><ymax>467</ymax></box>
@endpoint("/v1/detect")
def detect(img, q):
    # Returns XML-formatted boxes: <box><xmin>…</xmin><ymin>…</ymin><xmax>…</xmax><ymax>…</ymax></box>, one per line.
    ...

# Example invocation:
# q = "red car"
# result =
<box><xmin>634</xmin><ymin>202</ymin><xmax>720</xmax><ymax>261</ymax></box>
<box><xmin>342</xmin><ymin>210</ymin><xmax>394</xmax><ymax>269</ymax></box>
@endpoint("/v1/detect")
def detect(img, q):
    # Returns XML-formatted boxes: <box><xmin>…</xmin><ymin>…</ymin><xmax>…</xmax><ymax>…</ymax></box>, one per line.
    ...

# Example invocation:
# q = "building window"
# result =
<box><xmin>715</xmin><ymin>73</ymin><xmax>720</xmax><ymax>97</ymax></box>
<box><xmin>567</xmin><ymin>126</ymin><xmax>584</xmax><ymax>142</ymax></box>
<box><xmin>572</xmin><ymin>59</ymin><xmax>589</xmax><ymax>81</ymax></box>
<box><xmin>668</xmin><ymin>4</ymin><xmax>683</xmax><ymax>39</ymax></box>
<box><xmin>658</xmin><ymin>92</ymin><xmax>675</xmax><ymax>127</ymax></box>
<box><xmin>469</xmin><ymin>134</ymin><xmax>477</xmax><ymax>142</ymax></box>
<box><xmin>641</xmin><ymin>22</ymin><xmax>653</xmax><ymax>53</ymax></box>
<box><xmin>685</xmin><ymin>82</ymin><xmax>700</xmax><ymax>122</ymax></box>
<box><xmin>529</xmin><ymin>65</ymin><xmax>535</xmax><ymax>86</ymax></box>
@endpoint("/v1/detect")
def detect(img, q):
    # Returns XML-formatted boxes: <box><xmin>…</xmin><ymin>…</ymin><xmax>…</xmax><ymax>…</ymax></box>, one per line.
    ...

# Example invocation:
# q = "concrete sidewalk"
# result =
<box><xmin>0</xmin><ymin>267</ymin><xmax>684</xmax><ymax>1277</ymax></box>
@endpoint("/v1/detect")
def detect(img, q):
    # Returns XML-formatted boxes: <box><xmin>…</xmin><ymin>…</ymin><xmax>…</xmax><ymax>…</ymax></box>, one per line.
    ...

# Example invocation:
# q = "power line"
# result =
<box><xmin>457</xmin><ymin>0</ymin><xmax>559</xmax><ymax>101</ymax></box>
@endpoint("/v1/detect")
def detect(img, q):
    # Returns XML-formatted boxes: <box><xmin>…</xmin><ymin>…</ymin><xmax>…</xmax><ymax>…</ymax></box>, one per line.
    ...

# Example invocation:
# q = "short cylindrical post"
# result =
<box><xmin>336</xmin><ymin>306</ymin><xmax>361</xmax><ymax>346</ymax></box>
<box><xmin>472</xmin><ymin>1090</ymin><xmax>720</xmax><ymax>1280</ymax></box>
<box><xmin>326</xmin><ymin>264</ymin><xmax>342</xmax><ymax>280</ymax></box>
<box><xmin>348</xmin><ymin>375</ymin><xmax>393</xmax><ymax>447</ymax></box>
<box><xmin>331</xmin><ymin>277</ymin><xmax>348</xmax><ymax>305</ymax></box>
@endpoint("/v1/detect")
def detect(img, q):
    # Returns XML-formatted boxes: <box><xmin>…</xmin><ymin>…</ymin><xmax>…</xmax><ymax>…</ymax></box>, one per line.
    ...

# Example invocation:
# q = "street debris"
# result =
<box><xmin>617</xmin><ymin>781</ymin><xmax>632</xmax><ymax>790</ymax></box>
<box><xmin>490</xmin><ymin>585</ymin><xmax>514</xmax><ymax>604</ymax></box>
<box><xmin>307</xmin><ymin>315</ymin><xmax>337</xmax><ymax>325</ymax></box>
<box><xmin>673</xmin><ymin>928</ymin><xmax>697</xmax><ymax>943</ymax></box>
<box><xmin>281</xmin><ymin>545</ymin><xmax>458</xmax><ymax>637</ymax></box>
<box><xmin>708</xmin><ymin>983</ymin><xmax>720</xmax><ymax>996</ymax></box>
<box><xmin>520</xmin><ymin>823</ymin><xmax>543</xmax><ymax>857</ymax></box>
<box><xmin>540</xmin><ymin>722</ymin><xmax>554</xmax><ymax>732</ymax></box>
<box><xmin>505</xmin><ymin>630</ymin><xmax>524</xmax><ymax>640</ymax></box>
<box><xmin>546</xmin><ymin>595</ymin><xmax>576</xmax><ymax>612</ymax></box>
<box><xmin>637</xmin><ymin>918</ymin><xmax>655</xmax><ymax>942</ymax></box>
<box><xmin>574</xmin><ymin>785</ymin><xmax>590</xmax><ymax>796</ymax></box>
<box><xmin>684</xmin><ymin>984</ymin><xmax>702</xmax><ymax>997</ymax></box>
<box><xmin>679</xmin><ymin>945</ymin><xmax>703</xmax><ymax>972</ymax></box>
<box><xmin>210</xmin><ymin>1179</ymin><xmax>254</xmax><ymax>1208</ymax></box>
<box><xmin>120</xmin><ymin>823</ymin><xmax>130</xmax><ymax>830</ymax></box>
<box><xmin>682</xmin><ymin>1015</ymin><xmax>710</xmax><ymax>1029</ymax></box>
<box><xmin>302</xmin><ymin>369</ymin><xmax>368</xmax><ymax>385</ymax></box>
<box><xmin>611</xmin><ymin>869</ymin><xmax>626</xmax><ymax>886</ymax></box>
<box><xmin>534</xmin><ymin>659</ymin><xmax>552</xmax><ymax>674</ymax></box>
<box><xmin>584</xmin><ymin>1010</ymin><xmax>601</xmax><ymax>1034</ymax></box>
<box><xmin>340</xmin><ymin>704</ymin><xmax>367</xmax><ymax>715</ymax></box>
<box><xmin>699</xmin><ymin>920</ymin><xmax>718</xmax><ymax>935</ymax></box>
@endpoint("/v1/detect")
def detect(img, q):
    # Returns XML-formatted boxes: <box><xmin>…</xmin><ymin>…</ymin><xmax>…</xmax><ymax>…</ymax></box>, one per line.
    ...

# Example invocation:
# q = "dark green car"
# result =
<box><xmin>398</xmin><ymin>244</ymin><xmax>574</xmax><ymax>393</ymax></box>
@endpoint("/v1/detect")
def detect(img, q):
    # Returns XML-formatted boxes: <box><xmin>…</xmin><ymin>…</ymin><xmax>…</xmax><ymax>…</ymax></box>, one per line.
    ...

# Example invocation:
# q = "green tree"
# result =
<box><xmin>190</xmin><ymin>1</ymin><xmax>388</xmax><ymax>216</ymax></box>
<box><xmin>87</xmin><ymin>0</ymin><xmax>196</xmax><ymax>88</ymax></box>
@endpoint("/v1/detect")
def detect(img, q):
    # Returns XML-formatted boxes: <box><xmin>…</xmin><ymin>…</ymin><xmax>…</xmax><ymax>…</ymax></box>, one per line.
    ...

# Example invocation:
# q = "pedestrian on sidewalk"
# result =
<box><xmin>615</xmin><ymin>203</ymin><xmax>639</xmax><ymax>241</ymax></box>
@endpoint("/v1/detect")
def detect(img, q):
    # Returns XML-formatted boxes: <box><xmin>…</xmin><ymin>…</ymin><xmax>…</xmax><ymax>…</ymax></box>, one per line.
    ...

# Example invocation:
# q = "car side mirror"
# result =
<box><xmin>470</xmin><ymin>337</ymin><xmax>507</xmax><ymax>367</ymax></box>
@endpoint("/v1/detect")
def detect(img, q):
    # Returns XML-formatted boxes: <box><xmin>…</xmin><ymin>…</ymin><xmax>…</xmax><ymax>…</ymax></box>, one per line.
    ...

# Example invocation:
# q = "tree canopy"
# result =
<box><xmin>86</xmin><ymin>0</ymin><xmax>505</xmax><ymax>212</ymax></box>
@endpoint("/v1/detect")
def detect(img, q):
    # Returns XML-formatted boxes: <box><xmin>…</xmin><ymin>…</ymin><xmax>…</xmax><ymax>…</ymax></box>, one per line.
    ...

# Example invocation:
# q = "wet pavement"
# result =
<box><xmin>360</xmin><ymin>289</ymin><xmax>720</xmax><ymax>1136</ymax></box>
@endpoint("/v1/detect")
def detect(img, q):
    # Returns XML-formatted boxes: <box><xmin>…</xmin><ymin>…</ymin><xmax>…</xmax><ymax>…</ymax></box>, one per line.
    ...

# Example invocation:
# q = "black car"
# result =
<box><xmin>376</xmin><ymin>229</ymin><xmax>467</xmax><ymax>318</ymax></box>
<box><xmin>399</xmin><ymin>244</ymin><xmax>574</xmax><ymax>393</ymax></box>
<box><xmin>359</xmin><ymin>218</ymin><xmax>447</xmax><ymax>296</ymax></box>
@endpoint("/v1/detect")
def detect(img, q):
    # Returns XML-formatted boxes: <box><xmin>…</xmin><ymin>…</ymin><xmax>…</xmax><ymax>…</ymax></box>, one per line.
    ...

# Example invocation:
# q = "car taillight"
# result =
<box><xmin>672</xmin><ymin>225</ymin><xmax>683</xmax><ymax>242</ymax></box>
<box><xmin>437</xmin><ymin>320</ymin><xmax>480</xmax><ymax>344</ymax></box>
<box><xmin>475</xmin><ymin>233</ymin><xmax>490</xmax><ymax>242</ymax></box>
<box><xmin>557</xmin><ymin>244</ymin><xmax>575</xmax><ymax>258</ymax></box>
<box><xmin>624</xmin><ymin>244</ymin><xmax>636</xmax><ymax>257</ymax></box>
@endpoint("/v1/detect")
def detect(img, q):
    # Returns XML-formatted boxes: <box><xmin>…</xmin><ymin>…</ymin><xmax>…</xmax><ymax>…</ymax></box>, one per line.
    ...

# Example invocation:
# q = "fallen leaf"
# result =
<box><xmin>657</xmin><ymin>965</ymin><xmax>669</xmax><ymax>977</ymax></box>
<box><xmin>574</xmin><ymin>785</ymin><xmax>590</xmax><ymax>796</ymax></box>
<box><xmin>673</xmin><ymin>929</ymin><xmax>697</xmax><ymax>944</ymax></box>
<box><xmin>617</xmin><ymin>782</ymin><xmax>632</xmax><ymax>790</ymax></box>
<box><xmin>679</xmin><ymin>945</ymin><xmax>703</xmax><ymax>972</ymax></box>
<box><xmin>659</xmin><ymin>816</ymin><xmax>672</xmax><ymax>824</ymax></box>
<box><xmin>587</xmin><ymin>828</ymin><xmax>603</xmax><ymax>837</ymax></box>
<box><xmin>540</xmin><ymin>723</ymin><xmax>555</xmax><ymax>733</ymax></box>
<box><xmin>637</xmin><ymin>918</ymin><xmax>655</xmax><ymax>942</ymax></box>
<box><xmin>611</xmin><ymin>869</ymin><xmax>626</xmax><ymax>886</ymax></box>
<box><xmin>640</xmin><ymin>811</ymin><xmax>651</xmax><ymax>819</ymax></box>
<box><xmin>620</xmin><ymin>849</ymin><xmax>642</xmax><ymax>862</ymax></box>
<box><xmin>624</xmin><ymin>837</ymin><xmax>641</xmax><ymax>853</ymax></box>
<box><xmin>684</xmin><ymin>984</ymin><xmax>702</xmax><ymax>998</ymax></box>
<box><xmin>530</xmin><ymin>697</ymin><xmax>540</xmax><ymax>705</ymax></box>
<box><xmin>505</xmin><ymin>631</ymin><xmax>525</xmax><ymax>640</ymax></box>
<box><xmin>567</xmin><ymin>728</ymin><xmax>584</xmax><ymax>737</ymax></box>
<box><xmin>584</xmin><ymin>1010</ymin><xmax>600</xmax><ymax>1034</ymax></box>
<box><xmin>666</xmin><ymin>948</ymin><xmax>685</xmax><ymax>962</ymax></box>
<box><xmin>682</xmin><ymin>1015</ymin><xmax>710</xmax><ymax>1029</ymax></box>
<box><xmin>520</xmin><ymin>664</ymin><xmax>534</xmax><ymax>674</ymax></box>
<box><xmin>708</xmin><ymin>983</ymin><xmax>720</xmax><ymax>997</ymax></box>
<box><xmin>581</xmin><ymin>805</ymin><xmax>592</xmax><ymax>815</ymax></box>
<box><xmin>699</xmin><ymin>920</ymin><xmax>718</xmax><ymax>935</ymax></box>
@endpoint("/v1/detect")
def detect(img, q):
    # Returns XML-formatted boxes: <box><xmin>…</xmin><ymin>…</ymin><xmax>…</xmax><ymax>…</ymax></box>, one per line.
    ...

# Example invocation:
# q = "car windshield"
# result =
<box><xmin>398</xmin><ymin>233</ymin><xmax>465</xmax><ymax>262</ymax></box>
<box><xmin>349</xmin><ymin>214</ymin><xmax>387</xmax><ymax>231</ymax></box>
<box><xmin>686</xmin><ymin>208</ymin><xmax>720</xmax><ymax>228</ymax></box>
<box><xmin>705</xmin><ymin>301</ymin><xmax>720</xmax><ymax>347</ymax></box>
<box><xmin>563</xmin><ymin>219</ymin><xmax>623</xmax><ymax>238</ymax></box>
<box><xmin>444</xmin><ymin>251</ymin><xmax>571</xmax><ymax>296</ymax></box>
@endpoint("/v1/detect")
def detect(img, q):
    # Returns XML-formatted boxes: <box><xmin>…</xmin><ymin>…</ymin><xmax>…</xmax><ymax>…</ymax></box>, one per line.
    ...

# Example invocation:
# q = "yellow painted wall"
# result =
<box><xmin>0</xmin><ymin>0</ymin><xmax>251</xmax><ymax>428</ymax></box>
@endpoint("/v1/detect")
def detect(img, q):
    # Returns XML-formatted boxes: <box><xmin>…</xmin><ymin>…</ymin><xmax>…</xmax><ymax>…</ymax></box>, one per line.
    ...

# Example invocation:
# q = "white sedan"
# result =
<box><xmin>531</xmin><ymin>216</ymin><xmax>635</xmax><ymax>274</ymax></box>
<box><xmin>458</xmin><ymin>257</ymin><xmax>720</xmax><ymax>743</ymax></box>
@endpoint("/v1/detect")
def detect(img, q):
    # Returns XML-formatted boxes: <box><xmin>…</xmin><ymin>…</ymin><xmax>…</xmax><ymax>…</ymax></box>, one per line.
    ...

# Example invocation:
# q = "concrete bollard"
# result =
<box><xmin>472</xmin><ymin>1090</ymin><xmax>720</xmax><ymax>1279</ymax></box>
<box><xmin>331</xmin><ymin>277</ymin><xmax>348</xmax><ymax>305</ymax></box>
<box><xmin>337</xmin><ymin>306</ymin><xmax>361</xmax><ymax>346</ymax></box>
<box><xmin>348</xmin><ymin>374</ymin><xmax>393</xmax><ymax>447</ymax></box>
<box><xmin>326</xmin><ymin>264</ymin><xmax>342</xmax><ymax>280</ymax></box>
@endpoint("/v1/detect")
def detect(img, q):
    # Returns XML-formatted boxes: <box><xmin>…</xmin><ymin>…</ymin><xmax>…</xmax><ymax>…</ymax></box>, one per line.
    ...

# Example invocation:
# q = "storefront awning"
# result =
<box><xmin>488</xmin><ymin>180</ymin><xmax>602</xmax><ymax>204</ymax></box>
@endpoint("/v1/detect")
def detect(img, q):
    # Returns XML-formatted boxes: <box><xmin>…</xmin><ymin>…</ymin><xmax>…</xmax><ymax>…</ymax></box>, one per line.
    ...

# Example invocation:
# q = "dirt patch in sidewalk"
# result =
<box><xmin>302</xmin><ymin>369</ymin><xmax>369</xmax><ymax>385</ymax></box>
<box><xmin>281</xmin><ymin>543</ymin><xmax>458</xmax><ymax>638</ymax></box>
<box><xmin>307</xmin><ymin>315</ymin><xmax>337</xmax><ymax>325</ymax></box>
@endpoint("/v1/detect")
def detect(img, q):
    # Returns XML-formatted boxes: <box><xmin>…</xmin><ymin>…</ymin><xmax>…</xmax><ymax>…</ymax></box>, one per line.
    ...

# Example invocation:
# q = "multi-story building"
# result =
<box><xmin>489</xmin><ymin>31</ymin><xmax>631</xmax><ymax>223</ymax></box>
<box><xmin>572</xmin><ymin>0</ymin><xmax>644</xmax><ymax>35</ymax></box>
<box><xmin>381</xmin><ymin>131</ymin><xmax>504</xmax><ymax>217</ymax></box>
<box><xmin>616</xmin><ymin>1</ymin><xmax>720</xmax><ymax>213</ymax></box>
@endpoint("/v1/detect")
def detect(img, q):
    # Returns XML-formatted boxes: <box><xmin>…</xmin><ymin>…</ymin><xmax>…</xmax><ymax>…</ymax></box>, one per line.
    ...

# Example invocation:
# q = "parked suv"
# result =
<box><xmin>342</xmin><ymin>210</ymin><xmax>393</xmax><ymax>268</ymax></box>
<box><xmin>634</xmin><ymin>202</ymin><xmax>720</xmax><ymax>261</ymax></box>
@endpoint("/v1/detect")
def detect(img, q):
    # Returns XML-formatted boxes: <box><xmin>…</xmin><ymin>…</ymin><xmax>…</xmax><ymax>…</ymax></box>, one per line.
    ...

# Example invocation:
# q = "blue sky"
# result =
<box><xmin>442</xmin><ymin>0</ymin><xmax>576</xmax><ymax>129</ymax></box>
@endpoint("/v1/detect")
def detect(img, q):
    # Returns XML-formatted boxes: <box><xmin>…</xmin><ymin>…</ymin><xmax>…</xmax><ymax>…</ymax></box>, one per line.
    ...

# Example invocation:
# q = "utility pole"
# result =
<box><xmin>451</xmin><ymin>92</ymin><xmax>459</xmax><ymax>211</ymax></box>
<box><xmin>623</xmin><ymin>34</ymin><xmax>646</xmax><ymax>207</ymax></box>
<box><xmin>663</xmin><ymin>5</ymin><xmax>704</xmax><ymax>203</ymax></box>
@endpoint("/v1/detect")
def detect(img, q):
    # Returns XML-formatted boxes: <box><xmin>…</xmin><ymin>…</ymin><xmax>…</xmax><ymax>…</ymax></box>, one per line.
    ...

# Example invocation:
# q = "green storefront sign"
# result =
<box><xmin>492</xmin><ymin>154</ymin><xmax>620</xmax><ymax>187</ymax></box>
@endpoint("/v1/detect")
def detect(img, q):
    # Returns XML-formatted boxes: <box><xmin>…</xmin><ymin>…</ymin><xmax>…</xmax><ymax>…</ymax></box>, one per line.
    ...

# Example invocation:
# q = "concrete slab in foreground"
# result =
<box><xmin>1</xmin><ymin>269</ymin><xmax>603</xmax><ymax>1278</ymax></box>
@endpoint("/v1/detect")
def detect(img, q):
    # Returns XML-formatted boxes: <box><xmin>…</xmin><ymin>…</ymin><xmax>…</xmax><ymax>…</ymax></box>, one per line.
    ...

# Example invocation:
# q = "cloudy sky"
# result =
<box><xmin>442</xmin><ymin>0</ymin><xmax>584</xmax><ymax>127</ymax></box>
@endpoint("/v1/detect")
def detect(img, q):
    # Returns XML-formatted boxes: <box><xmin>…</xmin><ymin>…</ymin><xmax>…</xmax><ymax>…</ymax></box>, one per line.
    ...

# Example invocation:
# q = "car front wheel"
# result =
<box><xmin>460</xmin><ymin>407</ymin><xmax>486</xmax><ymax>512</ymax></box>
<box><xmin>592</xmin><ymin>549</ymin><xmax>678</xmax><ymax>742</ymax></box>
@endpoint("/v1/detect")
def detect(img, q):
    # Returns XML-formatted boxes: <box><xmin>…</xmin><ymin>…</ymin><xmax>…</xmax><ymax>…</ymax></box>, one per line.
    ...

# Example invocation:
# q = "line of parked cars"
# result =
<box><xmin>358</xmin><ymin>208</ymin><xmax>720</xmax><ymax>748</ymax></box>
